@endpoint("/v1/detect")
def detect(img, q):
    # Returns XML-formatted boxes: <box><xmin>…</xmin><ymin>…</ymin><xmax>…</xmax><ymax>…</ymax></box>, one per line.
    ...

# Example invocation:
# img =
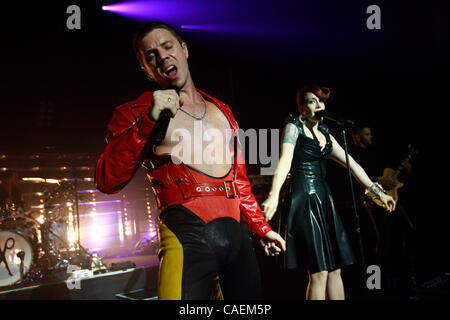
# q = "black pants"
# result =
<box><xmin>158</xmin><ymin>205</ymin><xmax>262</xmax><ymax>300</ymax></box>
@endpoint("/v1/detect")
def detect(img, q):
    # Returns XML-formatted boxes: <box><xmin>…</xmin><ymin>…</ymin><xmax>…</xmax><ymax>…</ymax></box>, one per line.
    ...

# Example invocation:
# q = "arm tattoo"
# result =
<box><xmin>282</xmin><ymin>123</ymin><xmax>299</xmax><ymax>145</ymax></box>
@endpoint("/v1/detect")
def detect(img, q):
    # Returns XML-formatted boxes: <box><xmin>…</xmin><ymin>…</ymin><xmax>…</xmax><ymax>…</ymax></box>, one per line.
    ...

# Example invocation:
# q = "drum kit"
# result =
<box><xmin>0</xmin><ymin>180</ymin><xmax>93</xmax><ymax>288</ymax></box>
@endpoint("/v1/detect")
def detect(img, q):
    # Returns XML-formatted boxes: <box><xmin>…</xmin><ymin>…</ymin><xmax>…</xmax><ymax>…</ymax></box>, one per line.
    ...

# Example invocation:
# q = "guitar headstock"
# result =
<box><xmin>406</xmin><ymin>144</ymin><xmax>419</xmax><ymax>160</ymax></box>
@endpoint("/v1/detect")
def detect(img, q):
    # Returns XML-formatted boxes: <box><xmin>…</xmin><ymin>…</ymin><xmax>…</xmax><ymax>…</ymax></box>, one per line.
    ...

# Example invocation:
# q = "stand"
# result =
<box><xmin>34</xmin><ymin>177</ymin><xmax>92</xmax><ymax>280</ymax></box>
<box><xmin>340</xmin><ymin>128</ymin><xmax>365</xmax><ymax>271</ymax></box>
<box><xmin>71</xmin><ymin>172</ymin><xmax>93</xmax><ymax>269</ymax></box>
<box><xmin>73</xmin><ymin>175</ymin><xmax>81</xmax><ymax>252</ymax></box>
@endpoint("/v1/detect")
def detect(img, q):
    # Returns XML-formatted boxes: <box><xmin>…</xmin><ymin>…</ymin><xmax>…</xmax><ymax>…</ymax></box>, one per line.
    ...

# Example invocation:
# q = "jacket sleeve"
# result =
<box><xmin>234</xmin><ymin>136</ymin><xmax>273</xmax><ymax>239</ymax></box>
<box><xmin>95</xmin><ymin>102</ymin><xmax>155</xmax><ymax>194</ymax></box>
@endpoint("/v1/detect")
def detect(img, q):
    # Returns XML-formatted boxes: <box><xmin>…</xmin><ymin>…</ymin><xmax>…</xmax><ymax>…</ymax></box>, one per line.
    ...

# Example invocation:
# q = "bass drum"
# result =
<box><xmin>0</xmin><ymin>230</ymin><xmax>34</xmax><ymax>287</ymax></box>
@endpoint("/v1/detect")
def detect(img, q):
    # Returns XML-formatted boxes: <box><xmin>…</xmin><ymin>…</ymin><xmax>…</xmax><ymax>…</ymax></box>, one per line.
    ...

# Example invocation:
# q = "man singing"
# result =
<box><xmin>95</xmin><ymin>21</ymin><xmax>285</xmax><ymax>300</ymax></box>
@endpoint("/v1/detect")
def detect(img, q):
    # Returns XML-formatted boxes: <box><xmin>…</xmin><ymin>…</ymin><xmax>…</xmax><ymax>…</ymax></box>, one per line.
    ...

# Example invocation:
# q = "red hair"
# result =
<box><xmin>296</xmin><ymin>86</ymin><xmax>330</xmax><ymax>113</ymax></box>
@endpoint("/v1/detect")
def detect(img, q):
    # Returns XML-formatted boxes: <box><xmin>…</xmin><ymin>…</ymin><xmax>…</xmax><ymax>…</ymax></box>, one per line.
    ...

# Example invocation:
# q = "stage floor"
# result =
<box><xmin>2</xmin><ymin>252</ymin><xmax>449</xmax><ymax>300</ymax></box>
<box><xmin>0</xmin><ymin>254</ymin><xmax>159</xmax><ymax>300</ymax></box>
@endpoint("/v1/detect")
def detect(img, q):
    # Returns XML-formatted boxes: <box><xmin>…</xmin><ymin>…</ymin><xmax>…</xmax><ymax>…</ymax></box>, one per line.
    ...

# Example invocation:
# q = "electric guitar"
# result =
<box><xmin>373</xmin><ymin>145</ymin><xmax>418</xmax><ymax>207</ymax></box>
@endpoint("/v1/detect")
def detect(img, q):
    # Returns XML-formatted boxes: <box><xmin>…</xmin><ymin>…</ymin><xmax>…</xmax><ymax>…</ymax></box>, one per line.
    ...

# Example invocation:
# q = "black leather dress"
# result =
<box><xmin>281</xmin><ymin>114</ymin><xmax>356</xmax><ymax>273</ymax></box>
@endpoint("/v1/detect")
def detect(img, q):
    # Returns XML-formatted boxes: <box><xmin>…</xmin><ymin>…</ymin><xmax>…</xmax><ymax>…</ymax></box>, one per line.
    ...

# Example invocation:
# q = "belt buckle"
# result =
<box><xmin>223</xmin><ymin>180</ymin><xmax>237</xmax><ymax>198</ymax></box>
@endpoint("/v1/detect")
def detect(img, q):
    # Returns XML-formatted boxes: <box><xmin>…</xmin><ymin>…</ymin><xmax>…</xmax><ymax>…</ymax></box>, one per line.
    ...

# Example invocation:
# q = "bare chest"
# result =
<box><xmin>154</xmin><ymin>101</ymin><xmax>234</xmax><ymax>176</ymax></box>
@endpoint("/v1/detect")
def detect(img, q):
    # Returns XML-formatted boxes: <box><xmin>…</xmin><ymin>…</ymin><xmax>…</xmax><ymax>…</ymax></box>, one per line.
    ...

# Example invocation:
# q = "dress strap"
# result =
<box><xmin>318</xmin><ymin>122</ymin><xmax>330</xmax><ymax>134</ymax></box>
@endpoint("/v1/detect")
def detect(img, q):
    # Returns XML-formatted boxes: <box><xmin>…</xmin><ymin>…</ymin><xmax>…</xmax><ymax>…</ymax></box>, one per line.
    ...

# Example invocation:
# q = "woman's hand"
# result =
<box><xmin>262</xmin><ymin>195</ymin><xmax>279</xmax><ymax>221</ymax></box>
<box><xmin>379</xmin><ymin>193</ymin><xmax>396</xmax><ymax>213</ymax></box>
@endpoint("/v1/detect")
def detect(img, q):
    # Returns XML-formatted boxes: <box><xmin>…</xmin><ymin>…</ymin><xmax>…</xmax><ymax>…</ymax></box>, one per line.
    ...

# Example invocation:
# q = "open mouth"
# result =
<box><xmin>163</xmin><ymin>65</ymin><xmax>178</xmax><ymax>79</ymax></box>
<box><xmin>313</xmin><ymin>110</ymin><xmax>323</xmax><ymax>120</ymax></box>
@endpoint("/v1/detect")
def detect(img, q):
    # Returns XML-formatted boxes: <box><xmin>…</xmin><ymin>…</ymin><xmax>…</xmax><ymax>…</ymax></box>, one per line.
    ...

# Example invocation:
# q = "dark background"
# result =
<box><xmin>1</xmin><ymin>0</ymin><xmax>449</xmax><ymax>297</ymax></box>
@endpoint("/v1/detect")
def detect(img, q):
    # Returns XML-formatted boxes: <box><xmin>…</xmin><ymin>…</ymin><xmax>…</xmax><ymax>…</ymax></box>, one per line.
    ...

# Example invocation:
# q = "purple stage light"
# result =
<box><xmin>180</xmin><ymin>23</ymin><xmax>283</xmax><ymax>36</ymax></box>
<box><xmin>100</xmin><ymin>1</ymin><xmax>282</xmax><ymax>37</ymax></box>
<box><xmin>180</xmin><ymin>24</ymin><xmax>233</xmax><ymax>32</ymax></box>
<box><xmin>101</xmin><ymin>1</ymin><xmax>345</xmax><ymax>51</ymax></box>
<box><xmin>102</xmin><ymin>1</ymin><xmax>158</xmax><ymax>21</ymax></box>
<box><xmin>101</xmin><ymin>0</ymin><xmax>220</xmax><ymax>24</ymax></box>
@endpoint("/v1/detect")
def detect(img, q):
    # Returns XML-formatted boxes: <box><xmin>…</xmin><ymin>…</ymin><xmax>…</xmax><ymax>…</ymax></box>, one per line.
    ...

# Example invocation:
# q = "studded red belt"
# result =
<box><xmin>181</xmin><ymin>179</ymin><xmax>237</xmax><ymax>198</ymax></box>
<box><xmin>150</xmin><ymin>163</ymin><xmax>239</xmax><ymax>210</ymax></box>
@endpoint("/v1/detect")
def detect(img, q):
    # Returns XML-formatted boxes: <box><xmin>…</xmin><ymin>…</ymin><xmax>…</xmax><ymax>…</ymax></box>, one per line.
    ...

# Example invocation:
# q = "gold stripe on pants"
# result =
<box><xmin>158</xmin><ymin>223</ymin><xmax>183</xmax><ymax>300</ymax></box>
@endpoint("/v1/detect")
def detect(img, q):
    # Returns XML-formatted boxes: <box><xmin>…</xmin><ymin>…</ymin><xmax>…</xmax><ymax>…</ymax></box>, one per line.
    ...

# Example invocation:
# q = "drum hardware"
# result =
<box><xmin>0</xmin><ymin>179</ymin><xmax>95</xmax><ymax>288</ymax></box>
<box><xmin>28</xmin><ymin>181</ymin><xmax>74</xmax><ymax>279</ymax></box>
<box><xmin>67</xmin><ymin>171</ymin><xmax>94</xmax><ymax>271</ymax></box>
<box><xmin>36</xmin><ymin>180</ymin><xmax>92</xmax><ymax>279</ymax></box>
<box><xmin>134</xmin><ymin>237</ymin><xmax>158</xmax><ymax>255</ymax></box>
<box><xmin>17</xmin><ymin>250</ymin><xmax>25</xmax><ymax>281</ymax></box>
<box><xmin>90</xmin><ymin>253</ymin><xmax>108</xmax><ymax>274</ymax></box>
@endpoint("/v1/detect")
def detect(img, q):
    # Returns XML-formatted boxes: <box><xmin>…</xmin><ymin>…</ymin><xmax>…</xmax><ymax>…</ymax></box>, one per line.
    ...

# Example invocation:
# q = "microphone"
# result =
<box><xmin>315</xmin><ymin>110</ymin><xmax>355</xmax><ymax>127</ymax></box>
<box><xmin>150</xmin><ymin>86</ymin><xmax>180</xmax><ymax>146</ymax></box>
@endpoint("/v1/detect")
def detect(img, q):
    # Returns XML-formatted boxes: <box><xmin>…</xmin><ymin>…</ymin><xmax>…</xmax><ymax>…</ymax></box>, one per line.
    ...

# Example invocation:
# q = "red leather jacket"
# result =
<box><xmin>95</xmin><ymin>89</ymin><xmax>272</xmax><ymax>239</ymax></box>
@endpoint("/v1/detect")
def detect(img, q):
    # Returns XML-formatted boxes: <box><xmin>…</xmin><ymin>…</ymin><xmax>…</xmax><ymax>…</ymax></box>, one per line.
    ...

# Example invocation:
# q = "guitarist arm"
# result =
<box><xmin>329</xmin><ymin>134</ymin><xmax>396</xmax><ymax>212</ymax></box>
<box><xmin>378</xmin><ymin>159</ymin><xmax>412</xmax><ymax>190</ymax></box>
